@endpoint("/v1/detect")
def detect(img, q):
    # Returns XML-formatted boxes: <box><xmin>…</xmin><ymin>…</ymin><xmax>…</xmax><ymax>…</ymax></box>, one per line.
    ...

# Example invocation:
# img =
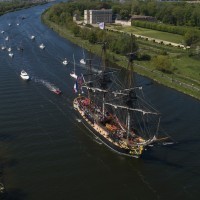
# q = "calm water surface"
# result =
<box><xmin>0</xmin><ymin>2</ymin><xmax>200</xmax><ymax>200</ymax></box>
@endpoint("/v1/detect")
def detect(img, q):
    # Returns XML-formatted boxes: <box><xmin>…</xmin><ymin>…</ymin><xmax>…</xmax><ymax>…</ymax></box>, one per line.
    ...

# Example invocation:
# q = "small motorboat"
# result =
<box><xmin>30</xmin><ymin>35</ymin><xmax>35</xmax><ymax>40</ymax></box>
<box><xmin>39</xmin><ymin>43</ymin><xmax>45</xmax><ymax>49</ymax></box>
<box><xmin>7</xmin><ymin>47</ymin><xmax>12</xmax><ymax>52</ymax></box>
<box><xmin>8</xmin><ymin>23</ymin><xmax>11</xmax><ymax>26</ymax></box>
<box><xmin>17</xmin><ymin>47</ymin><xmax>24</xmax><ymax>51</ymax></box>
<box><xmin>5</xmin><ymin>36</ymin><xmax>9</xmax><ymax>41</ymax></box>
<box><xmin>20</xmin><ymin>70</ymin><xmax>29</xmax><ymax>80</ymax></box>
<box><xmin>70</xmin><ymin>71</ymin><xmax>77</xmax><ymax>79</ymax></box>
<box><xmin>1</xmin><ymin>30</ymin><xmax>4</xmax><ymax>34</ymax></box>
<box><xmin>8</xmin><ymin>53</ymin><xmax>14</xmax><ymax>58</ymax></box>
<box><xmin>52</xmin><ymin>88</ymin><xmax>62</xmax><ymax>95</ymax></box>
<box><xmin>1</xmin><ymin>46</ymin><xmax>6</xmax><ymax>50</ymax></box>
<box><xmin>62</xmin><ymin>58</ymin><xmax>68</xmax><ymax>65</ymax></box>
<box><xmin>80</xmin><ymin>58</ymin><xmax>86</xmax><ymax>65</ymax></box>
<box><xmin>16</xmin><ymin>23</ymin><xmax>20</xmax><ymax>26</ymax></box>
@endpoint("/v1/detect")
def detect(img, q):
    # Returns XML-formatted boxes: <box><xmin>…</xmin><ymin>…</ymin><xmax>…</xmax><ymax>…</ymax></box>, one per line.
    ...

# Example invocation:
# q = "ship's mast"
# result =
<box><xmin>126</xmin><ymin>34</ymin><xmax>137</xmax><ymax>140</ymax></box>
<box><xmin>87</xmin><ymin>58</ymin><xmax>92</xmax><ymax>100</ymax></box>
<box><xmin>101</xmin><ymin>42</ymin><xmax>107</xmax><ymax>118</ymax></box>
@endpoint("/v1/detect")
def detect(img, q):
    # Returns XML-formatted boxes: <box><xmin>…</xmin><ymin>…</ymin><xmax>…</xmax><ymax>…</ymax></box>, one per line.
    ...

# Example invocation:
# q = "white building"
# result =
<box><xmin>84</xmin><ymin>9</ymin><xmax>112</xmax><ymax>25</ymax></box>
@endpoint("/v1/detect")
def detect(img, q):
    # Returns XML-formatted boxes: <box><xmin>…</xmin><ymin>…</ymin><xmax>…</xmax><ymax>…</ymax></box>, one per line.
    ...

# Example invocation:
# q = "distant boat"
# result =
<box><xmin>80</xmin><ymin>58</ymin><xmax>86</xmax><ymax>65</ymax></box>
<box><xmin>39</xmin><ymin>43</ymin><xmax>45</xmax><ymax>49</ymax></box>
<box><xmin>70</xmin><ymin>54</ymin><xmax>78</xmax><ymax>79</ymax></box>
<box><xmin>5</xmin><ymin>36</ymin><xmax>9</xmax><ymax>41</ymax></box>
<box><xmin>20</xmin><ymin>70</ymin><xmax>29</xmax><ymax>80</ymax></box>
<box><xmin>16</xmin><ymin>23</ymin><xmax>20</xmax><ymax>26</ymax></box>
<box><xmin>7</xmin><ymin>47</ymin><xmax>12</xmax><ymax>52</ymax></box>
<box><xmin>1</xmin><ymin>46</ymin><xmax>6</xmax><ymax>50</ymax></box>
<box><xmin>17</xmin><ymin>46</ymin><xmax>24</xmax><ymax>51</ymax></box>
<box><xmin>80</xmin><ymin>48</ymin><xmax>86</xmax><ymax>65</ymax></box>
<box><xmin>30</xmin><ymin>35</ymin><xmax>35</xmax><ymax>40</ymax></box>
<box><xmin>62</xmin><ymin>58</ymin><xmax>68</xmax><ymax>65</ymax></box>
<box><xmin>8</xmin><ymin>23</ymin><xmax>11</xmax><ymax>26</ymax></box>
<box><xmin>70</xmin><ymin>72</ymin><xmax>78</xmax><ymax>79</ymax></box>
<box><xmin>52</xmin><ymin>88</ymin><xmax>62</xmax><ymax>95</ymax></box>
<box><xmin>1</xmin><ymin>30</ymin><xmax>4</xmax><ymax>34</ymax></box>
<box><xmin>42</xmin><ymin>81</ymin><xmax>62</xmax><ymax>95</ymax></box>
<box><xmin>8</xmin><ymin>52</ymin><xmax>14</xmax><ymax>58</ymax></box>
<box><xmin>17</xmin><ymin>41</ymin><xmax>24</xmax><ymax>51</ymax></box>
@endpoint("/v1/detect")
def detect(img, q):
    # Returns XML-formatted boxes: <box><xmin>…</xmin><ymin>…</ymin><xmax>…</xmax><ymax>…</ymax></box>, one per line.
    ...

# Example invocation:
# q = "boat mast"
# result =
<box><xmin>87</xmin><ymin>58</ymin><xmax>92</xmax><ymax>100</ymax></box>
<box><xmin>101</xmin><ymin>42</ymin><xmax>107</xmax><ymax>117</ymax></box>
<box><xmin>126</xmin><ymin>34</ymin><xmax>137</xmax><ymax>140</ymax></box>
<box><xmin>73</xmin><ymin>54</ymin><xmax>76</xmax><ymax>74</ymax></box>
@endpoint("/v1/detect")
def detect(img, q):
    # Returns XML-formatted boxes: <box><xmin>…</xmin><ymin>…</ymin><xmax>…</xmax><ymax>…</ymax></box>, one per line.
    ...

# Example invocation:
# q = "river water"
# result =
<box><xmin>0</xmin><ymin>2</ymin><xmax>200</xmax><ymax>200</ymax></box>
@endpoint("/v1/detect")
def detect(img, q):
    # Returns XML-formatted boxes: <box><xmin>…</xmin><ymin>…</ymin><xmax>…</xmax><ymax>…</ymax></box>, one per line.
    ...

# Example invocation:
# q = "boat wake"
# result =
<box><xmin>76</xmin><ymin>118</ymin><xmax>82</xmax><ymax>123</ymax></box>
<box><xmin>35</xmin><ymin>79</ymin><xmax>61</xmax><ymax>95</ymax></box>
<box><xmin>162</xmin><ymin>142</ymin><xmax>174</xmax><ymax>146</ymax></box>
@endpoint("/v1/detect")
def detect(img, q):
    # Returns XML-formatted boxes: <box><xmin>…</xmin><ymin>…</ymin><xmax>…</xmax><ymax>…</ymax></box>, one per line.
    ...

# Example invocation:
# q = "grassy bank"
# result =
<box><xmin>107</xmin><ymin>24</ymin><xmax>184</xmax><ymax>44</ymax></box>
<box><xmin>41</xmin><ymin>12</ymin><xmax>200</xmax><ymax>100</ymax></box>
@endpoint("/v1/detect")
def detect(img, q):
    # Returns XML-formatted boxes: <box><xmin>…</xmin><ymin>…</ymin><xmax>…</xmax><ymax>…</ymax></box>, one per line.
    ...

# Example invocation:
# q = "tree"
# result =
<box><xmin>152</xmin><ymin>55</ymin><xmax>173</xmax><ymax>74</ymax></box>
<box><xmin>184</xmin><ymin>30</ymin><xmax>200</xmax><ymax>46</ymax></box>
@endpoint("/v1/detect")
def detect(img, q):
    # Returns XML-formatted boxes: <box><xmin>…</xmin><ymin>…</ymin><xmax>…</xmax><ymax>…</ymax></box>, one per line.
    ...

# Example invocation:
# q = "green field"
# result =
<box><xmin>107</xmin><ymin>25</ymin><xmax>184</xmax><ymax>44</ymax></box>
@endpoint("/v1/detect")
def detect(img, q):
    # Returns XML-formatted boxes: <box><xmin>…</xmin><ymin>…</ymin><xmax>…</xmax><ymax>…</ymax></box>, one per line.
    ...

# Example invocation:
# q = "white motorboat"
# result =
<box><xmin>70</xmin><ymin>72</ymin><xmax>78</xmax><ymax>79</ymax></box>
<box><xmin>9</xmin><ymin>53</ymin><xmax>14</xmax><ymax>58</ymax></box>
<box><xmin>1</xmin><ymin>46</ymin><xmax>6</xmax><ymax>50</ymax></box>
<box><xmin>5</xmin><ymin>36</ymin><xmax>9</xmax><ymax>41</ymax></box>
<box><xmin>8</xmin><ymin>23</ymin><xmax>11</xmax><ymax>26</ymax></box>
<box><xmin>1</xmin><ymin>30</ymin><xmax>4</xmax><ymax>34</ymax></box>
<box><xmin>30</xmin><ymin>35</ymin><xmax>35</xmax><ymax>40</ymax></box>
<box><xmin>62</xmin><ymin>58</ymin><xmax>68</xmax><ymax>65</ymax></box>
<box><xmin>39</xmin><ymin>43</ymin><xmax>45</xmax><ymax>49</ymax></box>
<box><xmin>20</xmin><ymin>70</ymin><xmax>29</xmax><ymax>80</ymax></box>
<box><xmin>7</xmin><ymin>47</ymin><xmax>12</xmax><ymax>52</ymax></box>
<box><xmin>80</xmin><ymin>58</ymin><xmax>86</xmax><ymax>65</ymax></box>
<box><xmin>16</xmin><ymin>23</ymin><xmax>20</xmax><ymax>26</ymax></box>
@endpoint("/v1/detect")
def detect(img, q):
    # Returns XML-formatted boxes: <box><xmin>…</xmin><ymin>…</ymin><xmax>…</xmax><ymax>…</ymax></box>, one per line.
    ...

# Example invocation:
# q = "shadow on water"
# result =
<box><xmin>0</xmin><ymin>156</ymin><xmax>23</xmax><ymax>200</ymax></box>
<box><xmin>0</xmin><ymin>189</ymin><xmax>27</xmax><ymax>200</ymax></box>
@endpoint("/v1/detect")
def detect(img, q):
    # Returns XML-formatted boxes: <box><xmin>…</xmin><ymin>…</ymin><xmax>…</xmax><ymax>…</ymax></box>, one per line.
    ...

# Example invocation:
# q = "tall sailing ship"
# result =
<box><xmin>73</xmin><ymin>42</ymin><xmax>166</xmax><ymax>158</ymax></box>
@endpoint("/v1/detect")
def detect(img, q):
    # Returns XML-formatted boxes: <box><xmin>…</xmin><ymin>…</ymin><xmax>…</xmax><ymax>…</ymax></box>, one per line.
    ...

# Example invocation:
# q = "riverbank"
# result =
<box><xmin>41</xmin><ymin>12</ymin><xmax>200</xmax><ymax>100</ymax></box>
<box><xmin>0</xmin><ymin>1</ymin><xmax>47</xmax><ymax>16</ymax></box>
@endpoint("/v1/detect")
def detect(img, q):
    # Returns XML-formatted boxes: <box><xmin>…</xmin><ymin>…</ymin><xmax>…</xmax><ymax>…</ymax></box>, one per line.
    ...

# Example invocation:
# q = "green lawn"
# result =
<box><xmin>107</xmin><ymin>25</ymin><xmax>184</xmax><ymax>44</ymax></box>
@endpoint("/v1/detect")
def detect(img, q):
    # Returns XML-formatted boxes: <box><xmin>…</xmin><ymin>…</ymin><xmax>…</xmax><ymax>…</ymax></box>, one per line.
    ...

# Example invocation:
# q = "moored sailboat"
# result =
<box><xmin>62</xmin><ymin>58</ymin><xmax>68</xmax><ymax>65</ymax></box>
<box><xmin>70</xmin><ymin>54</ymin><xmax>77</xmax><ymax>79</ymax></box>
<box><xmin>80</xmin><ymin>48</ymin><xmax>86</xmax><ymax>65</ymax></box>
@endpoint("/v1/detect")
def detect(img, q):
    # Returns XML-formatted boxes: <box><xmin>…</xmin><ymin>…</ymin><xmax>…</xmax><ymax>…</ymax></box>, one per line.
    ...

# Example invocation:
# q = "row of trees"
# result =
<box><xmin>0</xmin><ymin>0</ymin><xmax>46</xmax><ymax>16</ymax></box>
<box><xmin>46</xmin><ymin>3</ymin><xmax>138</xmax><ymax>55</ymax></box>
<box><xmin>113</xmin><ymin>0</ymin><xmax>200</xmax><ymax>27</ymax></box>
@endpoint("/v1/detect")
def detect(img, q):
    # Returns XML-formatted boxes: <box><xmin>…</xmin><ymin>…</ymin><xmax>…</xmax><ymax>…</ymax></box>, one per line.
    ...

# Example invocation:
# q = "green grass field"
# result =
<box><xmin>107</xmin><ymin>25</ymin><xmax>184</xmax><ymax>44</ymax></box>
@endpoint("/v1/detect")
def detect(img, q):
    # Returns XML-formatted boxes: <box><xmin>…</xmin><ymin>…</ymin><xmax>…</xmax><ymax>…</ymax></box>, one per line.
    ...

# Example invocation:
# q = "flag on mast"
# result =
<box><xmin>99</xmin><ymin>22</ymin><xmax>105</xmax><ymax>30</ymax></box>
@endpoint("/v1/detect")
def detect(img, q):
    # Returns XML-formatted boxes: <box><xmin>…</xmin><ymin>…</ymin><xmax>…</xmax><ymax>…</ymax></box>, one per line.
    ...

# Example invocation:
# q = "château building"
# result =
<box><xmin>84</xmin><ymin>9</ymin><xmax>112</xmax><ymax>25</ymax></box>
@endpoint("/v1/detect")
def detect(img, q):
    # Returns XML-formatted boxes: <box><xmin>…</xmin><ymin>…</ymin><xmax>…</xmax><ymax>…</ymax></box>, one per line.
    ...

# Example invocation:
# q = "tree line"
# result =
<box><xmin>45</xmin><ymin>2</ymin><xmax>138</xmax><ymax>56</ymax></box>
<box><xmin>0</xmin><ymin>0</ymin><xmax>46</xmax><ymax>16</ymax></box>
